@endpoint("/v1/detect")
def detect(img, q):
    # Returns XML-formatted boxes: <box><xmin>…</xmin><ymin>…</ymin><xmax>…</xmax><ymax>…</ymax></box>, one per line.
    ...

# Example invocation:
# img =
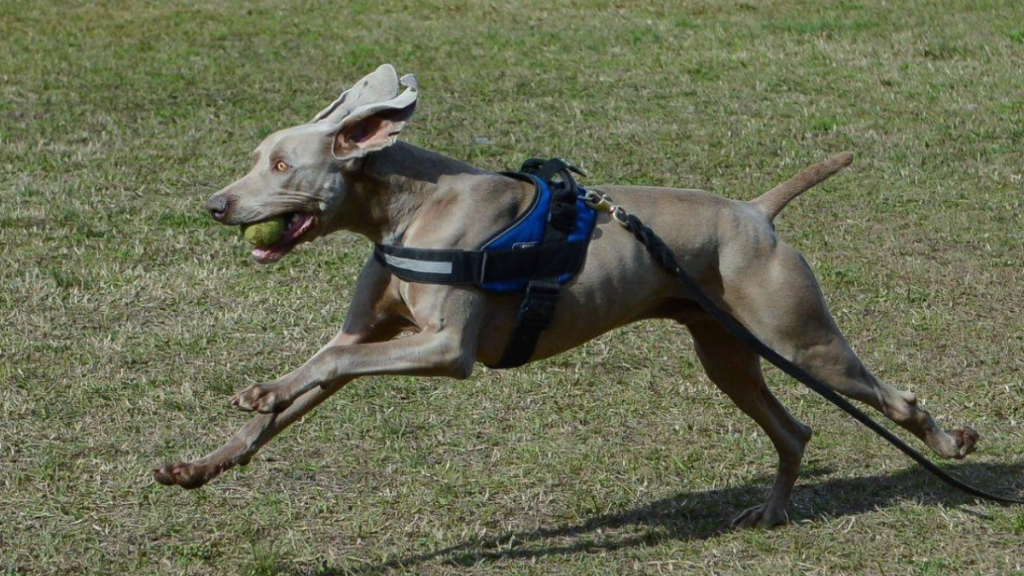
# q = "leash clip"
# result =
<box><xmin>584</xmin><ymin>190</ymin><xmax>613</xmax><ymax>211</ymax></box>
<box><xmin>585</xmin><ymin>190</ymin><xmax>630</xmax><ymax>228</ymax></box>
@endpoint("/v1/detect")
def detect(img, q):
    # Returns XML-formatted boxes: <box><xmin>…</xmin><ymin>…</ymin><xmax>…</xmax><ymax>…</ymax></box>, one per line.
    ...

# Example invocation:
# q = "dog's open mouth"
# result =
<box><xmin>250</xmin><ymin>213</ymin><xmax>317</xmax><ymax>264</ymax></box>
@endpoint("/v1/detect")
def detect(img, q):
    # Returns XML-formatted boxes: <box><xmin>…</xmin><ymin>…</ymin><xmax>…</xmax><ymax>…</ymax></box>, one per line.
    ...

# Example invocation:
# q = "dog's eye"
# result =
<box><xmin>273</xmin><ymin>160</ymin><xmax>290</xmax><ymax>173</ymax></box>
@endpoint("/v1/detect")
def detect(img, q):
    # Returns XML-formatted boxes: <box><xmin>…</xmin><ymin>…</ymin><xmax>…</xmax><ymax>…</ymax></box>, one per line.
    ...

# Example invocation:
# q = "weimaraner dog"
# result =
<box><xmin>154</xmin><ymin>64</ymin><xmax>978</xmax><ymax>528</ymax></box>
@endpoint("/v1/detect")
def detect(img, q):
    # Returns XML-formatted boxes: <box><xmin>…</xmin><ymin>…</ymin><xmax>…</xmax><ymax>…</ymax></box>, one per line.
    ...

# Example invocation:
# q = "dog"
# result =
<box><xmin>154</xmin><ymin>64</ymin><xmax>978</xmax><ymax>528</ymax></box>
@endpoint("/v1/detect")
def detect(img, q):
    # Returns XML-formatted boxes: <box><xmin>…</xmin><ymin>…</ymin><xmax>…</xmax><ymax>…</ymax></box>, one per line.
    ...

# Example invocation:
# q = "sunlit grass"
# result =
<box><xmin>1</xmin><ymin>0</ymin><xmax>1022</xmax><ymax>574</ymax></box>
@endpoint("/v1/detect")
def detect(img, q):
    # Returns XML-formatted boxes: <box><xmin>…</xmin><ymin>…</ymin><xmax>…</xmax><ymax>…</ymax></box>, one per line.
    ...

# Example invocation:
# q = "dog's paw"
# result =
<box><xmin>731</xmin><ymin>503</ymin><xmax>789</xmax><ymax>529</ymax></box>
<box><xmin>949</xmin><ymin>426</ymin><xmax>979</xmax><ymax>459</ymax></box>
<box><xmin>152</xmin><ymin>461</ymin><xmax>209</xmax><ymax>490</ymax></box>
<box><xmin>231</xmin><ymin>382</ymin><xmax>293</xmax><ymax>413</ymax></box>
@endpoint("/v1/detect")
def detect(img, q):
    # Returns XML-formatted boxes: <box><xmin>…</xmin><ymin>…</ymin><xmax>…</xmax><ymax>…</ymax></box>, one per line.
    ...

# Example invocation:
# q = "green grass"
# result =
<box><xmin>2</xmin><ymin>0</ymin><xmax>1023</xmax><ymax>574</ymax></box>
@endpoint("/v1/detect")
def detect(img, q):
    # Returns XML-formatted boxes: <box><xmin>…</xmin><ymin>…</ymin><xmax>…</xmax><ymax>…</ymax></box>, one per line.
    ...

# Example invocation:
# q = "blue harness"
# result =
<box><xmin>477</xmin><ymin>174</ymin><xmax>596</xmax><ymax>292</ymax></box>
<box><xmin>373</xmin><ymin>158</ymin><xmax>598</xmax><ymax>368</ymax></box>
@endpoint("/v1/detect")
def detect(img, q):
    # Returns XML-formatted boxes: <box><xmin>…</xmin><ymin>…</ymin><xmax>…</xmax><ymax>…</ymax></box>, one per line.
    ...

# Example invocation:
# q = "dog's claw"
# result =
<box><xmin>732</xmin><ymin>503</ymin><xmax>788</xmax><ymax>529</ymax></box>
<box><xmin>231</xmin><ymin>383</ymin><xmax>293</xmax><ymax>413</ymax></box>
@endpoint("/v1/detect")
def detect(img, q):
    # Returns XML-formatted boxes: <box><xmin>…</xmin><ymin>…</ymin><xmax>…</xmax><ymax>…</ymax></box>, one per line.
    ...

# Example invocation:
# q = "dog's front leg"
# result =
<box><xmin>153</xmin><ymin>258</ymin><xmax>407</xmax><ymax>489</ymax></box>
<box><xmin>232</xmin><ymin>283</ymin><xmax>483</xmax><ymax>414</ymax></box>
<box><xmin>231</xmin><ymin>329</ymin><xmax>477</xmax><ymax>413</ymax></box>
<box><xmin>151</xmin><ymin>322</ymin><xmax>403</xmax><ymax>489</ymax></box>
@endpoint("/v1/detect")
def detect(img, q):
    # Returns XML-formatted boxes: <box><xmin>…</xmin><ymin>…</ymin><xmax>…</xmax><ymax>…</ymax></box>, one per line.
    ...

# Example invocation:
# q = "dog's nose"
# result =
<box><xmin>206</xmin><ymin>194</ymin><xmax>230</xmax><ymax>222</ymax></box>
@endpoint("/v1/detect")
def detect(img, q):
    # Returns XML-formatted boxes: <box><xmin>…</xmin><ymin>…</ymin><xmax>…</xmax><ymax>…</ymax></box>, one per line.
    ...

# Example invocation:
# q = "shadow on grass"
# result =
<box><xmin>315</xmin><ymin>462</ymin><xmax>1023</xmax><ymax>575</ymax></box>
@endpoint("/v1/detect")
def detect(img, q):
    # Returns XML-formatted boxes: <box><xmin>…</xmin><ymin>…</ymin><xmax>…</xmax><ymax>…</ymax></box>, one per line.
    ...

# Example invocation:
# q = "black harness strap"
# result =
<box><xmin>494</xmin><ymin>158</ymin><xmax>583</xmax><ymax>368</ymax></box>
<box><xmin>372</xmin><ymin>240</ymin><xmax>589</xmax><ymax>286</ymax></box>
<box><xmin>495</xmin><ymin>278</ymin><xmax>562</xmax><ymax>368</ymax></box>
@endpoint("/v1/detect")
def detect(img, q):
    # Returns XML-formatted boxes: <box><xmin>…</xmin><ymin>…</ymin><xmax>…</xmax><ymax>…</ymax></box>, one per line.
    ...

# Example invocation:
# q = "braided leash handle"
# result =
<box><xmin>617</xmin><ymin>210</ymin><xmax>1023</xmax><ymax>505</ymax></box>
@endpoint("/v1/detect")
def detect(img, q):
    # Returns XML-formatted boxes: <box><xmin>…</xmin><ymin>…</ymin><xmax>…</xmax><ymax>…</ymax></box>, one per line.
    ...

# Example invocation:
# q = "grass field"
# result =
<box><xmin>2</xmin><ymin>0</ymin><xmax>1023</xmax><ymax>574</ymax></box>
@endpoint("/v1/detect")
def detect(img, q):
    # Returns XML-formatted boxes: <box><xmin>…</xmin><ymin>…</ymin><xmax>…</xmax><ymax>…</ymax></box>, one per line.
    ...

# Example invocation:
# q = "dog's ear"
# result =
<box><xmin>331</xmin><ymin>73</ymin><xmax>417</xmax><ymax>159</ymax></box>
<box><xmin>312</xmin><ymin>64</ymin><xmax>404</xmax><ymax>124</ymax></box>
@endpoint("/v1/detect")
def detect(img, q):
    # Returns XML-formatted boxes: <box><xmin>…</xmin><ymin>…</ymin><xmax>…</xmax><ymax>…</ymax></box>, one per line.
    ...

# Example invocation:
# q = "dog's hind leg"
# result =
<box><xmin>722</xmin><ymin>243</ymin><xmax>978</xmax><ymax>461</ymax></box>
<box><xmin>687</xmin><ymin>318</ymin><xmax>812</xmax><ymax>528</ymax></box>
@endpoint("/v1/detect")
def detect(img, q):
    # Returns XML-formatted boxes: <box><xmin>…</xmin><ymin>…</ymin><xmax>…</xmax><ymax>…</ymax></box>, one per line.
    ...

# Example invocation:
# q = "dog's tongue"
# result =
<box><xmin>250</xmin><ymin>214</ymin><xmax>316</xmax><ymax>264</ymax></box>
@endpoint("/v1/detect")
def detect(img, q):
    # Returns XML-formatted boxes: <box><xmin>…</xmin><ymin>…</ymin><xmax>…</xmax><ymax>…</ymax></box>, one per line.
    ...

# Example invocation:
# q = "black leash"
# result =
<box><xmin>585</xmin><ymin>190</ymin><xmax>1024</xmax><ymax>505</ymax></box>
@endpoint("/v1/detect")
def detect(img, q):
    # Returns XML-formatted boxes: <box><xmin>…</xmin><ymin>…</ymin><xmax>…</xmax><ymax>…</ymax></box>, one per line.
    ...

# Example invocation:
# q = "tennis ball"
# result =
<box><xmin>241</xmin><ymin>217</ymin><xmax>288</xmax><ymax>247</ymax></box>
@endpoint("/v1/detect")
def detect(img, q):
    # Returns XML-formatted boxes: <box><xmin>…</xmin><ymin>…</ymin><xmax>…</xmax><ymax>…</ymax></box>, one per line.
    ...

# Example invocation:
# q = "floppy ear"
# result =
<box><xmin>312</xmin><ymin>64</ymin><xmax>402</xmax><ymax>125</ymax></box>
<box><xmin>332</xmin><ymin>74</ymin><xmax>418</xmax><ymax>159</ymax></box>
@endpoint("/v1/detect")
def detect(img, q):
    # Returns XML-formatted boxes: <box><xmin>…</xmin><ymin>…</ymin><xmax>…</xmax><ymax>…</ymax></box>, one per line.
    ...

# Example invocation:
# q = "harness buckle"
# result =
<box><xmin>517</xmin><ymin>281</ymin><xmax>560</xmax><ymax>330</ymax></box>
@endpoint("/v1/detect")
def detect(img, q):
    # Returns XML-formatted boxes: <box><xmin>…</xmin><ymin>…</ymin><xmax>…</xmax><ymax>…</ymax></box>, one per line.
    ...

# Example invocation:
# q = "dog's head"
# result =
<box><xmin>205</xmin><ymin>64</ymin><xmax>417</xmax><ymax>263</ymax></box>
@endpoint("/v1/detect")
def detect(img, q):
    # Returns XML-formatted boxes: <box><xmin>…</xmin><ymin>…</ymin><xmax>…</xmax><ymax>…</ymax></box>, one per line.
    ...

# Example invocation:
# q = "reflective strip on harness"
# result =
<box><xmin>379</xmin><ymin>252</ymin><xmax>454</xmax><ymax>276</ymax></box>
<box><xmin>372</xmin><ymin>239</ymin><xmax>590</xmax><ymax>287</ymax></box>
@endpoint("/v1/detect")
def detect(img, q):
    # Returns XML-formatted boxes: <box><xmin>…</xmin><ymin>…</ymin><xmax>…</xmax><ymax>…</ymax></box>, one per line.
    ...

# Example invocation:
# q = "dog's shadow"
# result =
<box><xmin>314</xmin><ymin>462</ymin><xmax>1022</xmax><ymax>575</ymax></box>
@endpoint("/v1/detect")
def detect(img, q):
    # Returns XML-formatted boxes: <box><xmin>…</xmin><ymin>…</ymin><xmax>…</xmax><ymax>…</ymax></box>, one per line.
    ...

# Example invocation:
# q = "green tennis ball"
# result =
<box><xmin>241</xmin><ymin>217</ymin><xmax>287</xmax><ymax>247</ymax></box>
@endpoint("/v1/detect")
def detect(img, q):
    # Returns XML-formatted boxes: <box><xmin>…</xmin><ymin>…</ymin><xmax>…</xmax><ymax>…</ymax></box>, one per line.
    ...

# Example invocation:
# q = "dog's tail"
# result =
<box><xmin>751</xmin><ymin>152</ymin><xmax>854</xmax><ymax>222</ymax></box>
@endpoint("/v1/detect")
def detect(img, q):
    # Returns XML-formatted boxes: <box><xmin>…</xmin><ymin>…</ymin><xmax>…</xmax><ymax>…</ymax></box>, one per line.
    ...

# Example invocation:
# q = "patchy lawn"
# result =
<box><xmin>2</xmin><ymin>0</ymin><xmax>1022</xmax><ymax>574</ymax></box>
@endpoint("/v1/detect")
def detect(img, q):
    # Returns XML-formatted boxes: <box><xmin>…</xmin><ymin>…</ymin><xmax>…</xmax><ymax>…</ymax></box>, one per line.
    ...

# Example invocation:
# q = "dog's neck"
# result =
<box><xmin>331</xmin><ymin>141</ymin><xmax>522</xmax><ymax>246</ymax></box>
